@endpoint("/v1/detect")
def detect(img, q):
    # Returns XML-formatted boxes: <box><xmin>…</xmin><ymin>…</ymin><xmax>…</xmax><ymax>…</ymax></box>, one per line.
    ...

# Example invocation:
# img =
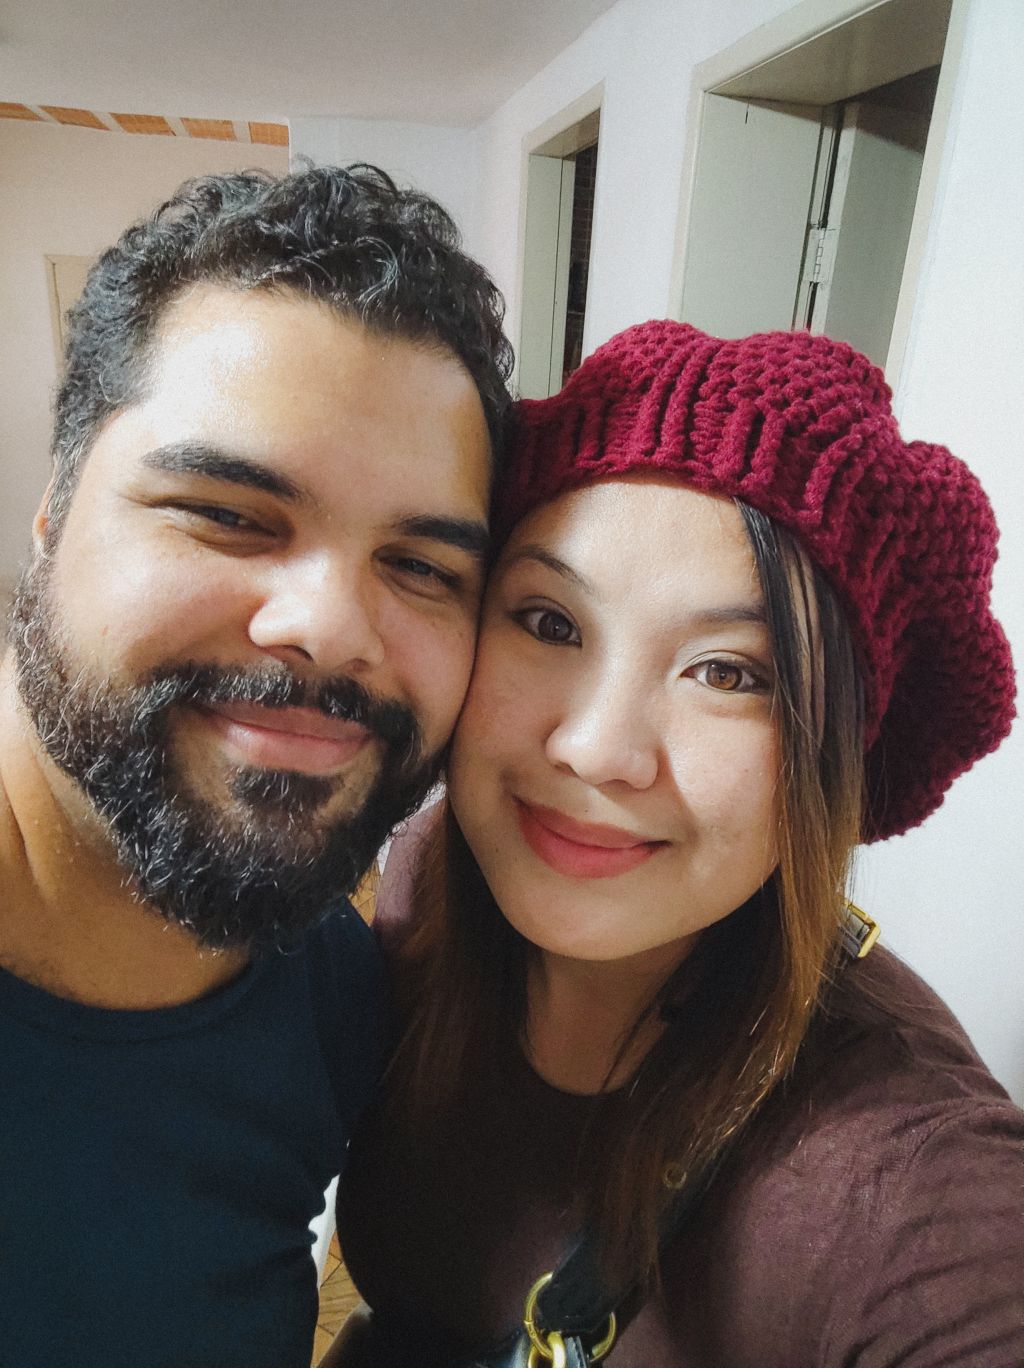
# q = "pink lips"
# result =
<box><xmin>197</xmin><ymin>701</ymin><xmax>371</xmax><ymax>776</ymax></box>
<box><xmin>515</xmin><ymin>800</ymin><xmax>664</xmax><ymax>880</ymax></box>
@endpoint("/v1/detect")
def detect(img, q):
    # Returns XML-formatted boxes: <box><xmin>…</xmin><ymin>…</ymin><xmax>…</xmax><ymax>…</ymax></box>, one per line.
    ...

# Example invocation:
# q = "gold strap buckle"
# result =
<box><xmin>527</xmin><ymin>1331</ymin><xmax>568</xmax><ymax>1368</ymax></box>
<box><xmin>523</xmin><ymin>1272</ymin><xmax>617</xmax><ymax>1365</ymax></box>
<box><xmin>841</xmin><ymin>901</ymin><xmax>880</xmax><ymax>959</ymax></box>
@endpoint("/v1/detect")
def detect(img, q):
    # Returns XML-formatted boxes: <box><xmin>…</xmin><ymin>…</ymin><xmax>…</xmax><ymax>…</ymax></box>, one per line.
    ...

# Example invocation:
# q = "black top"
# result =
<box><xmin>0</xmin><ymin>902</ymin><xmax>384</xmax><ymax>1368</ymax></box>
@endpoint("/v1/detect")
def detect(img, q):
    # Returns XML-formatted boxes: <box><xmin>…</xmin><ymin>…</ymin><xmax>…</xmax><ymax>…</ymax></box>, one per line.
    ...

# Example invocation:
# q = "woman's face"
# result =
<box><xmin>449</xmin><ymin>477</ymin><xmax>781</xmax><ymax>970</ymax></box>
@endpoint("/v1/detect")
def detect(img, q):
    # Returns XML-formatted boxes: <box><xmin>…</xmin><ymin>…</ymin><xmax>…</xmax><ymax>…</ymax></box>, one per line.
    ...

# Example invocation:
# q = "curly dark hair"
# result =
<box><xmin>49</xmin><ymin>163</ymin><xmax>514</xmax><ymax>529</ymax></box>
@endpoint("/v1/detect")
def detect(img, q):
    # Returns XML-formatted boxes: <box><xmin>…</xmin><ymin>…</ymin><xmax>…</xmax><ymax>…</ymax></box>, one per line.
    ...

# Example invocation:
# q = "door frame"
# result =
<box><xmin>519</xmin><ymin>153</ymin><xmax>577</xmax><ymax>398</ymax></box>
<box><xmin>668</xmin><ymin>0</ymin><xmax>971</xmax><ymax>390</ymax></box>
<box><xmin>515</xmin><ymin>84</ymin><xmax>603</xmax><ymax>394</ymax></box>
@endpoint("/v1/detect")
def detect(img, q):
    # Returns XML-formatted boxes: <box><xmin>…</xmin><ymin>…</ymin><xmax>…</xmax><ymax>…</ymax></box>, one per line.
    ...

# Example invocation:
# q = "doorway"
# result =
<box><xmin>673</xmin><ymin>0</ymin><xmax>959</xmax><ymax>378</ymax></box>
<box><xmin>796</xmin><ymin>68</ymin><xmax>938</xmax><ymax>364</ymax></box>
<box><xmin>519</xmin><ymin>107</ymin><xmax>600</xmax><ymax>399</ymax></box>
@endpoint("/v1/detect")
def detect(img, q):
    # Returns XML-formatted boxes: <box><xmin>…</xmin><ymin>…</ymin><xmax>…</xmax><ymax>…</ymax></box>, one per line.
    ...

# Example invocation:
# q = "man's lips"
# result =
<box><xmin>514</xmin><ymin>800</ymin><xmax>666</xmax><ymax>880</ymax></box>
<box><xmin>194</xmin><ymin>701</ymin><xmax>372</xmax><ymax>776</ymax></box>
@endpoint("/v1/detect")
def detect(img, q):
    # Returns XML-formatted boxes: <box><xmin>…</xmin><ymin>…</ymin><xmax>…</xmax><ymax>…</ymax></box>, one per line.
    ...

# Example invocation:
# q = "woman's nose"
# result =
<box><xmin>544</xmin><ymin>676</ymin><xmax>660</xmax><ymax>791</ymax></box>
<box><xmin>247</xmin><ymin>556</ymin><xmax>387</xmax><ymax>675</ymax></box>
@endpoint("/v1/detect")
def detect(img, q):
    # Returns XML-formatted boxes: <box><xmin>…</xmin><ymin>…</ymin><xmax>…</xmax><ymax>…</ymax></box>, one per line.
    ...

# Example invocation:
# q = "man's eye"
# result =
<box><xmin>691</xmin><ymin>659</ymin><xmax>769</xmax><ymax>693</ymax></box>
<box><xmin>391</xmin><ymin>557</ymin><xmax>460</xmax><ymax>590</ymax></box>
<box><xmin>516</xmin><ymin>607</ymin><xmax>580</xmax><ymax>646</ymax></box>
<box><xmin>178</xmin><ymin>504</ymin><xmax>257</xmax><ymax>532</ymax></box>
<box><xmin>398</xmin><ymin>557</ymin><xmax>437</xmax><ymax>578</ymax></box>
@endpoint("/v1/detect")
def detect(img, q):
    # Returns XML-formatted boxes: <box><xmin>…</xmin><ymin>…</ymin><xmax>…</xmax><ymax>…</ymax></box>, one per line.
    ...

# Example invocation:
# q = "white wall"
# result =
<box><xmin>288</xmin><ymin>116</ymin><xmax>481</xmax><ymax>247</ymax></box>
<box><xmin>466</xmin><ymin>0</ymin><xmax>1023</xmax><ymax>1099</ymax></box>
<box><xmin>854</xmin><ymin>0</ymin><xmax>1024</xmax><ymax>1102</ymax></box>
<box><xmin>0</xmin><ymin>120</ymin><xmax>288</xmax><ymax>599</ymax></box>
<box><xmin>470</xmin><ymin>0</ymin><xmax>782</xmax><ymax>361</ymax></box>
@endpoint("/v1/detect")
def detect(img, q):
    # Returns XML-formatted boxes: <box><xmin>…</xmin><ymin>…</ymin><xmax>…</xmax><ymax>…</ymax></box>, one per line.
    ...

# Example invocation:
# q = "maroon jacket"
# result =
<box><xmin>337</xmin><ymin>826</ymin><xmax>1024</xmax><ymax>1366</ymax></box>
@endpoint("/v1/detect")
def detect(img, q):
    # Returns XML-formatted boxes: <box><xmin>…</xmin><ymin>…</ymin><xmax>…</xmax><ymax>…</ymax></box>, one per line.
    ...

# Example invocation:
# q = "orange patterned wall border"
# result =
<box><xmin>0</xmin><ymin>104</ymin><xmax>287</xmax><ymax>145</ymax></box>
<box><xmin>39</xmin><ymin>105</ymin><xmax>108</xmax><ymax>129</ymax></box>
<box><xmin>112</xmin><ymin>112</ymin><xmax>174</xmax><ymax>136</ymax></box>
<box><xmin>248</xmin><ymin>121</ymin><xmax>289</xmax><ymax>147</ymax></box>
<box><xmin>181</xmin><ymin>117</ymin><xmax>236</xmax><ymax>141</ymax></box>
<box><xmin>0</xmin><ymin>102</ymin><xmax>43</xmax><ymax>120</ymax></box>
<box><xmin>247</xmin><ymin>122</ymin><xmax>289</xmax><ymax>146</ymax></box>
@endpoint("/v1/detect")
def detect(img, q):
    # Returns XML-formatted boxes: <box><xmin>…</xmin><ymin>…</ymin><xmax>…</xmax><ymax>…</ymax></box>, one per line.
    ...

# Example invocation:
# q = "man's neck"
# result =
<box><xmin>0</xmin><ymin>658</ymin><xmax>248</xmax><ymax>1010</ymax></box>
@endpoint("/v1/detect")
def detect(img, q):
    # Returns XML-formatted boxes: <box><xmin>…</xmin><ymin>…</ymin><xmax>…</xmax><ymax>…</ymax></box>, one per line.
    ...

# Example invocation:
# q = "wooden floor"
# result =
<box><xmin>312</xmin><ymin>1233</ymin><xmax>361</xmax><ymax>1364</ymax></box>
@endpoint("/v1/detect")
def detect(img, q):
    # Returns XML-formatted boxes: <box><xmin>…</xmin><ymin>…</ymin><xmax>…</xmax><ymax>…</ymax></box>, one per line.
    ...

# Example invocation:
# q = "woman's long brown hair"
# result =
<box><xmin>385</xmin><ymin>502</ymin><xmax>866</xmax><ymax>1289</ymax></box>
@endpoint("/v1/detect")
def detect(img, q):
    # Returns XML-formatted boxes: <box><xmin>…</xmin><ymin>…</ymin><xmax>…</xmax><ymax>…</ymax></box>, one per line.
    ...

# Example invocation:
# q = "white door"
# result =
<box><xmin>680</xmin><ymin>95</ymin><xmax>827</xmax><ymax>338</ymax></box>
<box><xmin>519</xmin><ymin>154</ymin><xmax>576</xmax><ymax>399</ymax></box>
<box><xmin>803</xmin><ymin>99</ymin><xmax>930</xmax><ymax>366</ymax></box>
<box><xmin>46</xmin><ymin>254</ymin><xmax>94</xmax><ymax>362</ymax></box>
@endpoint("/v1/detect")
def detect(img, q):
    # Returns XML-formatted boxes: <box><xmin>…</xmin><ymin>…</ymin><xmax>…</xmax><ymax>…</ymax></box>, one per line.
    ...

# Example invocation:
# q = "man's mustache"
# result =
<box><xmin>134</xmin><ymin>662</ymin><xmax>422</xmax><ymax>763</ymax></box>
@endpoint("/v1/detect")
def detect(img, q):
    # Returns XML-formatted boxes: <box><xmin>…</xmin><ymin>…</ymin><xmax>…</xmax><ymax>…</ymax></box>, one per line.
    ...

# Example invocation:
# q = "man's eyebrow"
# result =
<box><xmin>502</xmin><ymin>544</ymin><xmax>594</xmax><ymax>593</ymax></box>
<box><xmin>140</xmin><ymin>442</ymin><xmax>305</xmax><ymax>501</ymax></box>
<box><xmin>396</xmin><ymin>515</ymin><xmax>490</xmax><ymax>559</ymax></box>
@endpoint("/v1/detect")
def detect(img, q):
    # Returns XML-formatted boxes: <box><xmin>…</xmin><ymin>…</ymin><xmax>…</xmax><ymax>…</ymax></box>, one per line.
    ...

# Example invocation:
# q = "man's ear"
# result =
<box><xmin>32</xmin><ymin>479</ymin><xmax>56</xmax><ymax>553</ymax></box>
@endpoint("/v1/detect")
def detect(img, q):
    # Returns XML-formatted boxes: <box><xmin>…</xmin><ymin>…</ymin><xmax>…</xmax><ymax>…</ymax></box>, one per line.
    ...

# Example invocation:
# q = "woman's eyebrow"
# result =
<box><xmin>688</xmin><ymin>604</ymin><xmax>769</xmax><ymax>628</ymax></box>
<box><xmin>503</xmin><ymin>544</ymin><xmax>594</xmax><ymax>593</ymax></box>
<box><xmin>503</xmin><ymin>546</ymin><xmax>767</xmax><ymax>629</ymax></box>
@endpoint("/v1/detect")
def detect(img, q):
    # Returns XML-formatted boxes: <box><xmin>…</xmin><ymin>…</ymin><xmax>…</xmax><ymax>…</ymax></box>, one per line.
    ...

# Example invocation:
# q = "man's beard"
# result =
<box><xmin>7</xmin><ymin>555</ymin><xmax>442</xmax><ymax>952</ymax></box>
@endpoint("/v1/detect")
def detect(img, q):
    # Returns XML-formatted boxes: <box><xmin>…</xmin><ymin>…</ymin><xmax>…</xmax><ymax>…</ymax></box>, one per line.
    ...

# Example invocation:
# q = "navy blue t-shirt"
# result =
<box><xmin>0</xmin><ymin>902</ymin><xmax>383</xmax><ymax>1368</ymax></box>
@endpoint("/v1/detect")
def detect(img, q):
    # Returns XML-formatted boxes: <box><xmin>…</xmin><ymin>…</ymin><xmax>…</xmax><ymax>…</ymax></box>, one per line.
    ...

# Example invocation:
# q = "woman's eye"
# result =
<box><xmin>692</xmin><ymin>659</ymin><xmax>768</xmax><ymax>693</ymax></box>
<box><xmin>516</xmin><ymin>607</ymin><xmax>580</xmax><ymax>645</ymax></box>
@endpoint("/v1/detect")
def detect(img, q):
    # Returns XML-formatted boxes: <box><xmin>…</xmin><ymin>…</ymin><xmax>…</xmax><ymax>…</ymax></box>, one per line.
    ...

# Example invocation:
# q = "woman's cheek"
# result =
<box><xmin>665</xmin><ymin>719</ymin><xmax>779</xmax><ymax>816</ymax></box>
<box><xmin>462</xmin><ymin>643</ymin><xmax>529</xmax><ymax>735</ymax></box>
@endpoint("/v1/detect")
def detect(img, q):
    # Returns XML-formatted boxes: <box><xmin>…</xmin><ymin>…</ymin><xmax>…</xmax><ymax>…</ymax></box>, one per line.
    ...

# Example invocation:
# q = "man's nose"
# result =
<box><xmin>246</xmin><ymin>555</ymin><xmax>387</xmax><ymax>675</ymax></box>
<box><xmin>544</xmin><ymin>670</ymin><xmax>660</xmax><ymax>792</ymax></box>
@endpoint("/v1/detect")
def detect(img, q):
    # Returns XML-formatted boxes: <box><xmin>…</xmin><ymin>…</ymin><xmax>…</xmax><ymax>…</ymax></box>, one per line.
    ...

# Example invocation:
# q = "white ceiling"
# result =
<box><xmin>0</xmin><ymin>0</ymin><xmax>622</xmax><ymax>127</ymax></box>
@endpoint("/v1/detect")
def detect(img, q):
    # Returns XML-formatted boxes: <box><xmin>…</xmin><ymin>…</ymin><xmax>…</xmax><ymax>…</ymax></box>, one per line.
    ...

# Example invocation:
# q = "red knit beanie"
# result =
<box><xmin>503</xmin><ymin>321</ymin><xmax>1015</xmax><ymax>841</ymax></box>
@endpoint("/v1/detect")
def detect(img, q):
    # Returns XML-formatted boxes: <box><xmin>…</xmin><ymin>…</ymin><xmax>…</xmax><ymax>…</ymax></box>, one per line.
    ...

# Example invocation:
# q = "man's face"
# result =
<box><xmin>10</xmin><ymin>284</ymin><xmax>491</xmax><ymax>948</ymax></box>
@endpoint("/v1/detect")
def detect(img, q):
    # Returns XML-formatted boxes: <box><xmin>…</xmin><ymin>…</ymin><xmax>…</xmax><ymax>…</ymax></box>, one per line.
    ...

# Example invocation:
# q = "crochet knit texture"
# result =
<box><xmin>504</xmin><ymin>322</ymin><xmax>1016</xmax><ymax>841</ymax></box>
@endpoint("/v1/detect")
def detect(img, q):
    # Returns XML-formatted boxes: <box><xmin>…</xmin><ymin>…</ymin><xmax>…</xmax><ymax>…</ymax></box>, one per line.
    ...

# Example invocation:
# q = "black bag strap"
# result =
<box><xmin>532</xmin><ymin>906</ymin><xmax>880</xmax><ymax>1342</ymax></box>
<box><xmin>532</xmin><ymin>1150</ymin><xmax>727</xmax><ymax>1342</ymax></box>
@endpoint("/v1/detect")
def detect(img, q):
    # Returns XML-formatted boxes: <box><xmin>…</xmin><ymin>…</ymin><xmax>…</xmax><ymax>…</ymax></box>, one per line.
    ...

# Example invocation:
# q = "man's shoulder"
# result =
<box><xmin>299</xmin><ymin>899</ymin><xmax>389</xmax><ymax>1125</ymax></box>
<box><xmin>299</xmin><ymin>899</ymin><xmax>386</xmax><ymax>1041</ymax></box>
<box><xmin>305</xmin><ymin>897</ymin><xmax>381</xmax><ymax>967</ymax></box>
